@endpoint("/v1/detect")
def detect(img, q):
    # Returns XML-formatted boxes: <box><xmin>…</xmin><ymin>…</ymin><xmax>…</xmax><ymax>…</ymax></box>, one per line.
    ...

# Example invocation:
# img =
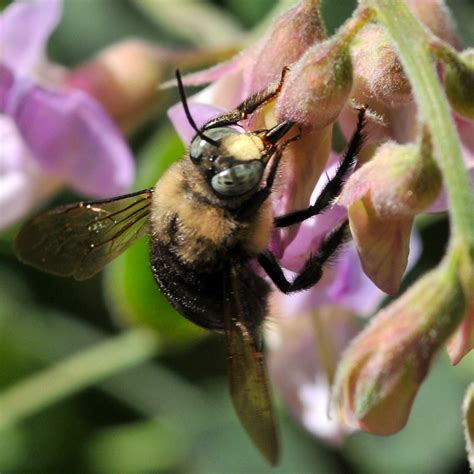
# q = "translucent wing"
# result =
<box><xmin>14</xmin><ymin>189</ymin><xmax>153</xmax><ymax>280</ymax></box>
<box><xmin>224</xmin><ymin>265</ymin><xmax>279</xmax><ymax>465</ymax></box>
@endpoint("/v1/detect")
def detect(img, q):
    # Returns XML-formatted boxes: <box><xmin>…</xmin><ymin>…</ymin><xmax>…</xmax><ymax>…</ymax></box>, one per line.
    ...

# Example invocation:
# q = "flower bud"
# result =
<box><xmin>447</xmin><ymin>262</ymin><xmax>474</xmax><ymax>364</ymax></box>
<box><xmin>406</xmin><ymin>0</ymin><xmax>463</xmax><ymax>50</ymax></box>
<box><xmin>276</xmin><ymin>37</ymin><xmax>352</xmax><ymax>129</ymax></box>
<box><xmin>351</xmin><ymin>25</ymin><xmax>412</xmax><ymax>107</ymax></box>
<box><xmin>248</xmin><ymin>0</ymin><xmax>326</xmax><ymax>94</ymax></box>
<box><xmin>66</xmin><ymin>39</ymin><xmax>167</xmax><ymax>133</ymax></box>
<box><xmin>337</xmin><ymin>131</ymin><xmax>442</xmax><ymax>293</ymax></box>
<box><xmin>276</xmin><ymin>8</ymin><xmax>372</xmax><ymax>129</ymax></box>
<box><xmin>332</xmin><ymin>260</ymin><xmax>467</xmax><ymax>435</ymax></box>
<box><xmin>463</xmin><ymin>383</ymin><xmax>474</xmax><ymax>471</ymax></box>
<box><xmin>444</xmin><ymin>48</ymin><xmax>474</xmax><ymax>120</ymax></box>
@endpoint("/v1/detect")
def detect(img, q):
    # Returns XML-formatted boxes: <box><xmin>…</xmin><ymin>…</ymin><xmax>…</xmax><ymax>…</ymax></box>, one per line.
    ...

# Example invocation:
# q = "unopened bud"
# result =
<box><xmin>406</xmin><ymin>0</ymin><xmax>463</xmax><ymax>50</ymax></box>
<box><xmin>276</xmin><ymin>8</ymin><xmax>373</xmax><ymax>129</ymax></box>
<box><xmin>66</xmin><ymin>39</ymin><xmax>167</xmax><ymax>133</ymax></box>
<box><xmin>351</xmin><ymin>25</ymin><xmax>412</xmax><ymax>107</ymax></box>
<box><xmin>249</xmin><ymin>0</ymin><xmax>326</xmax><ymax>93</ymax></box>
<box><xmin>444</xmin><ymin>48</ymin><xmax>474</xmax><ymax>120</ymax></box>
<box><xmin>447</xmin><ymin>260</ymin><xmax>474</xmax><ymax>364</ymax></box>
<box><xmin>341</xmin><ymin>135</ymin><xmax>442</xmax><ymax>218</ymax></box>
<box><xmin>276</xmin><ymin>38</ymin><xmax>352</xmax><ymax>129</ymax></box>
<box><xmin>337</xmin><ymin>130</ymin><xmax>442</xmax><ymax>293</ymax></box>
<box><xmin>332</xmin><ymin>260</ymin><xmax>467</xmax><ymax>435</ymax></box>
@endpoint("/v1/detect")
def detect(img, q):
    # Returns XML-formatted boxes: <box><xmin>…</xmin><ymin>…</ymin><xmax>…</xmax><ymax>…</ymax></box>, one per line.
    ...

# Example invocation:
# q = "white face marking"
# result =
<box><xmin>211</xmin><ymin>161</ymin><xmax>263</xmax><ymax>196</ymax></box>
<box><xmin>220</xmin><ymin>134</ymin><xmax>265</xmax><ymax>162</ymax></box>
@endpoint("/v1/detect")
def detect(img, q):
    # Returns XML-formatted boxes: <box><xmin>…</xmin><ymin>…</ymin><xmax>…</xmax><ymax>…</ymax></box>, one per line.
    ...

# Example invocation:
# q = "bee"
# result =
<box><xmin>14</xmin><ymin>68</ymin><xmax>366</xmax><ymax>465</ymax></box>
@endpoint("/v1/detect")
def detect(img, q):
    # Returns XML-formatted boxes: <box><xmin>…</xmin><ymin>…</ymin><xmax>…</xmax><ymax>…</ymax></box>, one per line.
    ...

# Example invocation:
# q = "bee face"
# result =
<box><xmin>189</xmin><ymin>127</ymin><xmax>268</xmax><ymax>197</ymax></box>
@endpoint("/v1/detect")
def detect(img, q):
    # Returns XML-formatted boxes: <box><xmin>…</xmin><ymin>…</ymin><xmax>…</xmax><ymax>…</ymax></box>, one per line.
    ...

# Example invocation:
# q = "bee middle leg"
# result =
<box><xmin>274</xmin><ymin>107</ymin><xmax>366</xmax><ymax>228</ymax></box>
<box><xmin>258</xmin><ymin>219</ymin><xmax>350</xmax><ymax>294</ymax></box>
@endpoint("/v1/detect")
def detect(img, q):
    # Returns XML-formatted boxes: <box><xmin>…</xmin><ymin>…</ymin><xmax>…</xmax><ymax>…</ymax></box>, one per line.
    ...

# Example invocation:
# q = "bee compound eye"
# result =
<box><xmin>189</xmin><ymin>127</ymin><xmax>238</xmax><ymax>162</ymax></box>
<box><xmin>211</xmin><ymin>161</ymin><xmax>263</xmax><ymax>196</ymax></box>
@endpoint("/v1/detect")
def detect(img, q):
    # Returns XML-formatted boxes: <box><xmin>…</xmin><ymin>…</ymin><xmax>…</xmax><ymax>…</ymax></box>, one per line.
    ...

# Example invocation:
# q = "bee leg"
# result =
<box><xmin>274</xmin><ymin>107</ymin><xmax>367</xmax><ymax>228</ymax></box>
<box><xmin>258</xmin><ymin>220</ymin><xmax>350</xmax><ymax>294</ymax></box>
<box><xmin>203</xmin><ymin>67</ymin><xmax>290</xmax><ymax>130</ymax></box>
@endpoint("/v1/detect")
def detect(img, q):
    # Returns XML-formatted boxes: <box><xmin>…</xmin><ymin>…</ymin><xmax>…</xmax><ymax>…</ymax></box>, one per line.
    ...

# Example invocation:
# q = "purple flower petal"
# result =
<box><xmin>161</xmin><ymin>56</ymin><xmax>242</xmax><ymax>89</ymax></box>
<box><xmin>267</xmin><ymin>306</ymin><xmax>358</xmax><ymax>443</ymax></box>
<box><xmin>0</xmin><ymin>64</ymin><xmax>15</xmax><ymax>111</ymax></box>
<box><xmin>275</xmin><ymin>228</ymin><xmax>421</xmax><ymax>319</ymax></box>
<box><xmin>0</xmin><ymin>116</ymin><xmax>59</xmax><ymax>229</ymax></box>
<box><xmin>280</xmin><ymin>157</ymin><xmax>347</xmax><ymax>270</ymax></box>
<box><xmin>168</xmin><ymin>101</ymin><xmax>225</xmax><ymax>145</ymax></box>
<box><xmin>0</xmin><ymin>0</ymin><xmax>62</xmax><ymax>74</ymax></box>
<box><xmin>10</xmin><ymin>82</ymin><xmax>134</xmax><ymax>197</ymax></box>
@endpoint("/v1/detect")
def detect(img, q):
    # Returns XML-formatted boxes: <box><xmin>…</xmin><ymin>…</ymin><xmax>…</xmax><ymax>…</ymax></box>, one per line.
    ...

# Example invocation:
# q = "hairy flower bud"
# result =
<box><xmin>444</xmin><ymin>48</ymin><xmax>474</xmax><ymax>120</ymax></box>
<box><xmin>332</xmin><ymin>260</ymin><xmax>467</xmax><ymax>435</ymax></box>
<box><xmin>351</xmin><ymin>25</ymin><xmax>412</xmax><ymax>107</ymax></box>
<box><xmin>276</xmin><ymin>37</ymin><xmax>352</xmax><ymax>129</ymax></box>
<box><xmin>276</xmin><ymin>8</ymin><xmax>372</xmax><ymax>129</ymax></box>
<box><xmin>248</xmin><ymin>0</ymin><xmax>326</xmax><ymax>94</ymax></box>
<box><xmin>337</xmin><ymin>132</ymin><xmax>442</xmax><ymax>293</ymax></box>
<box><xmin>447</xmin><ymin>261</ymin><xmax>474</xmax><ymax>364</ymax></box>
<box><xmin>406</xmin><ymin>0</ymin><xmax>463</xmax><ymax>50</ymax></box>
<box><xmin>66</xmin><ymin>39</ymin><xmax>166</xmax><ymax>133</ymax></box>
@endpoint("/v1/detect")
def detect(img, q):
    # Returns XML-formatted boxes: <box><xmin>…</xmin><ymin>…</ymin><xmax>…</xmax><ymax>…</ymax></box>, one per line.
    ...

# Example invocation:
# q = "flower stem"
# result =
<box><xmin>361</xmin><ymin>0</ymin><xmax>474</xmax><ymax>250</ymax></box>
<box><xmin>0</xmin><ymin>327</ymin><xmax>160</xmax><ymax>430</ymax></box>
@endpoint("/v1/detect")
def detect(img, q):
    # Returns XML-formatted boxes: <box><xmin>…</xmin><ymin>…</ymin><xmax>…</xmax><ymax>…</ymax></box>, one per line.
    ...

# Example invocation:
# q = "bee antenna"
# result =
<box><xmin>175</xmin><ymin>69</ymin><xmax>219</xmax><ymax>146</ymax></box>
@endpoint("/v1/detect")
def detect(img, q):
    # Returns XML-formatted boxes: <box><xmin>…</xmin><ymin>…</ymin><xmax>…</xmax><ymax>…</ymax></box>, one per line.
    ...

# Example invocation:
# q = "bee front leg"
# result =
<box><xmin>203</xmin><ymin>67</ymin><xmax>290</xmax><ymax>130</ymax></box>
<box><xmin>258</xmin><ymin>220</ymin><xmax>350</xmax><ymax>294</ymax></box>
<box><xmin>274</xmin><ymin>107</ymin><xmax>367</xmax><ymax>228</ymax></box>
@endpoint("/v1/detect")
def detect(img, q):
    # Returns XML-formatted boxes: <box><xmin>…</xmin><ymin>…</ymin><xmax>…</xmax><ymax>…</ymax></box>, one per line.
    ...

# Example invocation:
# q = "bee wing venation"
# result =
<box><xmin>14</xmin><ymin>189</ymin><xmax>153</xmax><ymax>280</ymax></box>
<box><xmin>224</xmin><ymin>266</ymin><xmax>279</xmax><ymax>466</ymax></box>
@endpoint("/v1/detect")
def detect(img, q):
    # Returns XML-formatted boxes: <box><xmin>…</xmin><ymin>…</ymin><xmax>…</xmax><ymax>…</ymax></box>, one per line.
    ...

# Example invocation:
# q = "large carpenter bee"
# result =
<box><xmin>14</xmin><ymin>69</ymin><xmax>366</xmax><ymax>465</ymax></box>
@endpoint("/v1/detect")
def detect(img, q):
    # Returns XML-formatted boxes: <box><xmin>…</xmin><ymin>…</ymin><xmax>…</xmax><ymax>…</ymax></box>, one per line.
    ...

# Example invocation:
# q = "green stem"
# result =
<box><xmin>361</xmin><ymin>0</ymin><xmax>474</xmax><ymax>250</ymax></box>
<box><xmin>0</xmin><ymin>327</ymin><xmax>160</xmax><ymax>430</ymax></box>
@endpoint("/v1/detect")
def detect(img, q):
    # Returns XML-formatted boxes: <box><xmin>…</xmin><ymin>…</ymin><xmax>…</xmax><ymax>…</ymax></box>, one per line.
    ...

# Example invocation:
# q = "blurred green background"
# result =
<box><xmin>1</xmin><ymin>0</ymin><xmax>474</xmax><ymax>472</ymax></box>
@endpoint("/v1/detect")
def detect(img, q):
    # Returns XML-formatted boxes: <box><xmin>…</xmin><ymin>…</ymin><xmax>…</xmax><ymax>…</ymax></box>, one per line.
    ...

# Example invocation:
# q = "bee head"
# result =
<box><xmin>174</xmin><ymin>70</ymin><xmax>294</xmax><ymax>199</ymax></box>
<box><xmin>189</xmin><ymin>127</ymin><xmax>268</xmax><ymax>197</ymax></box>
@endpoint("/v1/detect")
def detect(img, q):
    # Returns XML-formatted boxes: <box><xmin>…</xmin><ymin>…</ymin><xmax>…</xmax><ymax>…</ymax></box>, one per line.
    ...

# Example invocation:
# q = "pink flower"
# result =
<box><xmin>166</xmin><ymin>0</ymin><xmax>472</xmax><ymax>444</ymax></box>
<box><xmin>168</xmin><ymin>62</ymin><xmax>422</xmax><ymax>444</ymax></box>
<box><xmin>0</xmin><ymin>0</ymin><xmax>134</xmax><ymax>230</ymax></box>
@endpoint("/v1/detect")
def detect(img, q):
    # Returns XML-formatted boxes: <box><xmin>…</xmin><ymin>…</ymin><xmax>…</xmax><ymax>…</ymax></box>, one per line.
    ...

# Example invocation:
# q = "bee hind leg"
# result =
<box><xmin>258</xmin><ymin>220</ymin><xmax>350</xmax><ymax>294</ymax></box>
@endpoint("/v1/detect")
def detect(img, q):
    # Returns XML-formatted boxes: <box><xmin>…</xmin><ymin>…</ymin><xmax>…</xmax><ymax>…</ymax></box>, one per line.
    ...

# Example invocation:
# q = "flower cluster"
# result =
<box><xmin>169</xmin><ymin>0</ymin><xmax>474</xmax><ymax>446</ymax></box>
<box><xmin>0</xmin><ymin>0</ymin><xmax>176</xmax><ymax>231</ymax></box>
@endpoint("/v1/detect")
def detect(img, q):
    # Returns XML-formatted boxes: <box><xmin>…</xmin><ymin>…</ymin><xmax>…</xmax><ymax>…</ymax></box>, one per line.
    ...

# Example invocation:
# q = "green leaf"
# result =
<box><xmin>86</xmin><ymin>419</ymin><xmax>190</xmax><ymax>472</ymax></box>
<box><xmin>135</xmin><ymin>125</ymin><xmax>185</xmax><ymax>190</ymax></box>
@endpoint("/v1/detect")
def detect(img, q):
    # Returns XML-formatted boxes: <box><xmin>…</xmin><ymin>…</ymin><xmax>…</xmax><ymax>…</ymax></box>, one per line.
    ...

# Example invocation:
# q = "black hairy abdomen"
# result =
<box><xmin>150</xmin><ymin>239</ymin><xmax>270</xmax><ymax>332</ymax></box>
